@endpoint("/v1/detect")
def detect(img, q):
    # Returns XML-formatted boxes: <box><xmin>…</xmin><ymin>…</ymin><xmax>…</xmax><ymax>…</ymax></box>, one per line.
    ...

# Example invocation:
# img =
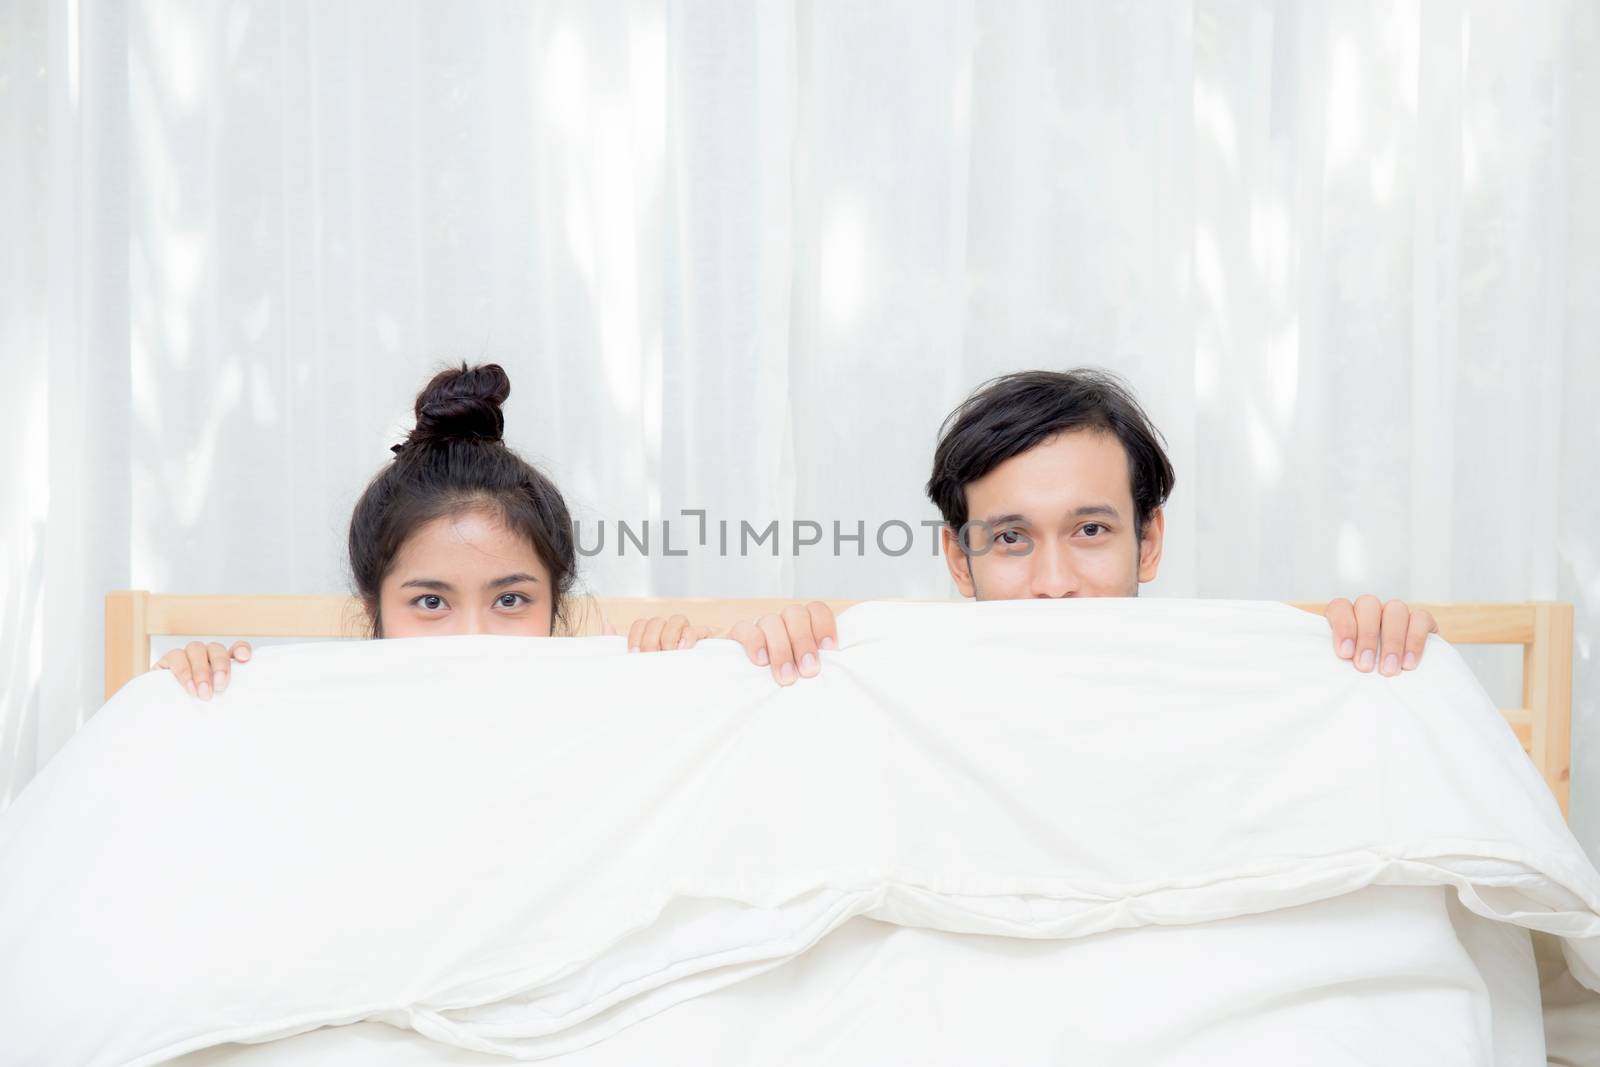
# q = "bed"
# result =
<box><xmin>103</xmin><ymin>591</ymin><xmax>1575</xmax><ymax>816</ymax></box>
<box><xmin>0</xmin><ymin>596</ymin><xmax>1589</xmax><ymax>1065</ymax></box>
<box><xmin>0</xmin><ymin>596</ymin><xmax>1577</xmax><ymax>1065</ymax></box>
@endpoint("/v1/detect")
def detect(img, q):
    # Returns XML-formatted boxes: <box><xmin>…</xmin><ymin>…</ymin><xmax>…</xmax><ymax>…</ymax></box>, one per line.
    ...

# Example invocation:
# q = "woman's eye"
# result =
<box><xmin>497</xmin><ymin>593</ymin><xmax>527</xmax><ymax>608</ymax></box>
<box><xmin>415</xmin><ymin>595</ymin><xmax>445</xmax><ymax>611</ymax></box>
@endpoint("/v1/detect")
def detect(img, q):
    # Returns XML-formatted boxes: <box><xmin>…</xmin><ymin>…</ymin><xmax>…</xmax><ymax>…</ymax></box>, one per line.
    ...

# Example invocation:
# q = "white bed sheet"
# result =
<box><xmin>3</xmin><ymin>599</ymin><xmax>1598</xmax><ymax>1066</ymax></box>
<box><xmin>174</xmin><ymin>886</ymin><xmax>1542</xmax><ymax>1067</ymax></box>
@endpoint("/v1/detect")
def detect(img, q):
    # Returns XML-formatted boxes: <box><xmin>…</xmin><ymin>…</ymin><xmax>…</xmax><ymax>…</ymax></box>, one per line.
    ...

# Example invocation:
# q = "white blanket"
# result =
<box><xmin>1</xmin><ymin>599</ymin><xmax>1597</xmax><ymax>1066</ymax></box>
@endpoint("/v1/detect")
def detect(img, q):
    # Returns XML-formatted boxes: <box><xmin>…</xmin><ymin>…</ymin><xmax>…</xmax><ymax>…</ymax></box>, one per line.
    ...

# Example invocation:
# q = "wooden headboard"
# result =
<box><xmin>104</xmin><ymin>592</ymin><xmax>1574</xmax><ymax>817</ymax></box>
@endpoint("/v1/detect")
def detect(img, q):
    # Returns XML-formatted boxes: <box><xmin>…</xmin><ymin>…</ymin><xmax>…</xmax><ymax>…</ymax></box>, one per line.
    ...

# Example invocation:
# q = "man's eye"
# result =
<box><xmin>497</xmin><ymin>593</ymin><xmax>528</xmax><ymax>608</ymax></box>
<box><xmin>1081</xmin><ymin>524</ymin><xmax>1105</xmax><ymax>537</ymax></box>
<box><xmin>997</xmin><ymin>530</ymin><xmax>1025</xmax><ymax>545</ymax></box>
<box><xmin>414</xmin><ymin>595</ymin><xmax>445</xmax><ymax>611</ymax></box>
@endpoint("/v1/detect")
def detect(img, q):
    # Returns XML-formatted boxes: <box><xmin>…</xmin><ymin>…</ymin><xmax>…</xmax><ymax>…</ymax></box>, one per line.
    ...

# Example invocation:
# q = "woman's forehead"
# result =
<box><xmin>390</xmin><ymin>511</ymin><xmax>546</xmax><ymax>577</ymax></box>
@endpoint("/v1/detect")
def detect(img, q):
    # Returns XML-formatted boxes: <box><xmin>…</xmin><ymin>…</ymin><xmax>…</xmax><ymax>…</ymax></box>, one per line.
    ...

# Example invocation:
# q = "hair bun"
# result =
<box><xmin>406</xmin><ymin>362</ymin><xmax>510</xmax><ymax>447</ymax></box>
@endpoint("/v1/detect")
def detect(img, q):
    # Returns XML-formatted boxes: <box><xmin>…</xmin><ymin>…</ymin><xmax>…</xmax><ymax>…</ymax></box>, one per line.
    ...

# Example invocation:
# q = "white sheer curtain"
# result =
<box><xmin>3</xmin><ymin>0</ymin><xmax>1596</xmax><ymax>858</ymax></box>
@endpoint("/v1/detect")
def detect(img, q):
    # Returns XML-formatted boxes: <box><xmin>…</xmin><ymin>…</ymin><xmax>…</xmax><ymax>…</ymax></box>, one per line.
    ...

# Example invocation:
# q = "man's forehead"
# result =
<box><xmin>965</xmin><ymin>431</ymin><xmax>1135</xmax><ymax>517</ymax></box>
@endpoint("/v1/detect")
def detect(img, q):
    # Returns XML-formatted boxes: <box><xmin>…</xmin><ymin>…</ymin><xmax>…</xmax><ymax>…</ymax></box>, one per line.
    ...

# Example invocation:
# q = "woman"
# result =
<box><xmin>158</xmin><ymin>362</ymin><xmax>712</xmax><ymax>698</ymax></box>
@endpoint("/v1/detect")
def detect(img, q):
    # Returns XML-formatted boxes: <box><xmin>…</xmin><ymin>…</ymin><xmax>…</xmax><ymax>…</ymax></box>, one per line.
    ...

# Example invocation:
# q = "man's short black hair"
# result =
<box><xmin>925</xmin><ymin>368</ymin><xmax>1176</xmax><ymax>538</ymax></box>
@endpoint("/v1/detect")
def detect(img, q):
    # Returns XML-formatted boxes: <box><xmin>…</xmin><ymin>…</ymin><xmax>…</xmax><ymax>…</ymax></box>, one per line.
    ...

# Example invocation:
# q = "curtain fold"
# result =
<box><xmin>1</xmin><ymin>0</ymin><xmax>1595</xmax><ymax>860</ymax></box>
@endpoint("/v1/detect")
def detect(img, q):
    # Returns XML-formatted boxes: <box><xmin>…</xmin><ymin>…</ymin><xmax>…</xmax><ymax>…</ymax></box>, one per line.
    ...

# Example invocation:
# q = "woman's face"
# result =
<box><xmin>378</xmin><ymin>509</ymin><xmax>554</xmax><ymax>638</ymax></box>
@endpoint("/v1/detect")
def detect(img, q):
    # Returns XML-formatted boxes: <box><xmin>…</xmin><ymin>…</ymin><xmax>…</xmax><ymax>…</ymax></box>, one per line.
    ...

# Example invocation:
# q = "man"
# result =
<box><xmin>699</xmin><ymin>369</ymin><xmax>1435</xmax><ymax>685</ymax></box>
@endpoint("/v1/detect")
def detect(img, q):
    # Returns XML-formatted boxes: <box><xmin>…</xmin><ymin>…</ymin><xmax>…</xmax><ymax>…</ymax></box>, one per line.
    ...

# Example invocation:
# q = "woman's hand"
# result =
<box><xmin>613</xmin><ymin>615</ymin><xmax>715</xmax><ymax>653</ymax></box>
<box><xmin>155</xmin><ymin>640</ymin><xmax>252</xmax><ymax>700</ymax></box>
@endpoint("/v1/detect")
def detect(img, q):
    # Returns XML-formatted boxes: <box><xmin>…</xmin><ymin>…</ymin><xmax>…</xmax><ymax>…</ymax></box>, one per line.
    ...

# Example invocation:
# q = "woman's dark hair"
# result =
<box><xmin>926</xmin><ymin>368</ymin><xmax>1176</xmax><ymax>540</ymax></box>
<box><xmin>347</xmin><ymin>362</ymin><xmax>576</xmax><ymax>637</ymax></box>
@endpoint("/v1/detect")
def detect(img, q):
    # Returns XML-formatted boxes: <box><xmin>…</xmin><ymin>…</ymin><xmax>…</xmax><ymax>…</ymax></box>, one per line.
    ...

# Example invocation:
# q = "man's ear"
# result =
<box><xmin>1137</xmin><ymin>507</ymin><xmax>1165</xmax><ymax>584</ymax></box>
<box><xmin>941</xmin><ymin>525</ymin><xmax>978</xmax><ymax>599</ymax></box>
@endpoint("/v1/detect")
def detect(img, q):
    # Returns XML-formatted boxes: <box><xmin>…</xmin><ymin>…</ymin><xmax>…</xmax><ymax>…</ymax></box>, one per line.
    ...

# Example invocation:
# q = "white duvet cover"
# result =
<box><xmin>171</xmin><ymin>892</ymin><xmax>1550</xmax><ymax>1067</ymax></box>
<box><xmin>1</xmin><ymin>599</ymin><xmax>1597</xmax><ymax>1066</ymax></box>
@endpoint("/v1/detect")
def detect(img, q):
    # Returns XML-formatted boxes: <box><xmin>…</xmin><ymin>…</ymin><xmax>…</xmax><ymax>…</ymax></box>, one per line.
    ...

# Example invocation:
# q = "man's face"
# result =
<box><xmin>941</xmin><ymin>430</ymin><xmax>1164</xmax><ymax>600</ymax></box>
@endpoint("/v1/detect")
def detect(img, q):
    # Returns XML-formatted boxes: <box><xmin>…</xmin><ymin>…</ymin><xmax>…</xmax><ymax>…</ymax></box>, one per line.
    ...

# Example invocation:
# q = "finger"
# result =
<box><xmin>185</xmin><ymin>641</ymin><xmax>214</xmax><ymax>700</ymax></box>
<box><xmin>782</xmin><ymin>605</ymin><xmax>820</xmax><ymax>678</ymax></box>
<box><xmin>659</xmin><ymin>615</ymin><xmax>689</xmax><ymax>652</ymax></box>
<box><xmin>757</xmin><ymin>614</ymin><xmax>797</xmax><ymax>686</ymax></box>
<box><xmin>1378</xmin><ymin>600</ymin><xmax>1408</xmax><ymax>677</ymax></box>
<box><xmin>1324</xmin><ymin>598</ymin><xmax>1357</xmax><ymax>660</ymax></box>
<box><xmin>230</xmin><ymin>640</ymin><xmax>252</xmax><ymax>663</ymax></box>
<box><xmin>637</xmin><ymin>615</ymin><xmax>668</xmax><ymax>654</ymax></box>
<box><xmin>681</xmin><ymin>625</ymin><xmax>714</xmax><ymax>650</ymax></box>
<box><xmin>205</xmin><ymin>642</ymin><xmax>232</xmax><ymax>694</ymax></box>
<box><xmin>626</xmin><ymin>618</ymin><xmax>647</xmax><ymax>653</ymax></box>
<box><xmin>1402</xmin><ymin>608</ymin><xmax>1437</xmax><ymax>670</ymax></box>
<box><xmin>1353</xmin><ymin>595</ymin><xmax>1382</xmax><ymax>673</ymax></box>
<box><xmin>807</xmin><ymin>602</ymin><xmax>838</xmax><ymax>652</ymax></box>
<box><xmin>160</xmin><ymin>650</ymin><xmax>198</xmax><ymax>697</ymax></box>
<box><xmin>728</xmin><ymin>620</ymin><xmax>769</xmax><ymax>666</ymax></box>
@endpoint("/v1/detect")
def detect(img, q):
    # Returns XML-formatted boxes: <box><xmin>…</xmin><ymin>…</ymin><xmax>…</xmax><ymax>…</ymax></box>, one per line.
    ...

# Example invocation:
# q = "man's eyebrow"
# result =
<box><xmin>982</xmin><ymin>505</ymin><xmax>1121</xmax><ymax>526</ymax></box>
<box><xmin>486</xmin><ymin>573</ymin><xmax>541</xmax><ymax>589</ymax></box>
<box><xmin>399</xmin><ymin>578</ymin><xmax>454</xmax><ymax>591</ymax></box>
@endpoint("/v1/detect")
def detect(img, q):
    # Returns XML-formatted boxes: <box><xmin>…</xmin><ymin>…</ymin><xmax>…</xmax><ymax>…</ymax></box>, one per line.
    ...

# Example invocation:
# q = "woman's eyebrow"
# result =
<box><xmin>486</xmin><ymin>573</ymin><xmax>541</xmax><ymax>589</ymax></box>
<box><xmin>399</xmin><ymin>578</ymin><xmax>453</xmax><ymax>591</ymax></box>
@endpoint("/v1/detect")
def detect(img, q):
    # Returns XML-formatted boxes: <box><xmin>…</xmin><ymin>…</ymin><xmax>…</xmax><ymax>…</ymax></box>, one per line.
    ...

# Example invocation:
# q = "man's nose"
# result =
<box><xmin>1029</xmin><ymin>541</ymin><xmax>1079</xmax><ymax>599</ymax></box>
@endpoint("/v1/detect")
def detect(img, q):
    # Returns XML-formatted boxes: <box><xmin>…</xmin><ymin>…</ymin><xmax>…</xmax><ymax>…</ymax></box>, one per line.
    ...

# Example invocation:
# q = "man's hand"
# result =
<box><xmin>1324</xmin><ymin>596</ymin><xmax>1438</xmax><ymax>676</ymax></box>
<box><xmin>726</xmin><ymin>602</ymin><xmax>838</xmax><ymax>686</ymax></box>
